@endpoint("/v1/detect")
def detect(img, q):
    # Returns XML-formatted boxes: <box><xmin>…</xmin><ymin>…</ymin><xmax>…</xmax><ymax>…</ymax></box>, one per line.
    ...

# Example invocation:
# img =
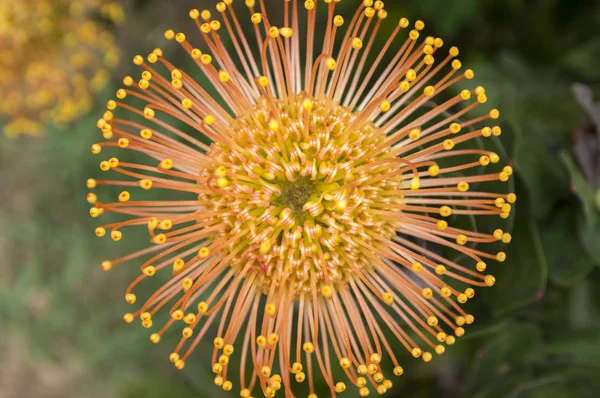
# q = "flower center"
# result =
<box><xmin>272</xmin><ymin>177</ymin><xmax>316</xmax><ymax>224</ymax></box>
<box><xmin>202</xmin><ymin>94</ymin><xmax>403</xmax><ymax>295</ymax></box>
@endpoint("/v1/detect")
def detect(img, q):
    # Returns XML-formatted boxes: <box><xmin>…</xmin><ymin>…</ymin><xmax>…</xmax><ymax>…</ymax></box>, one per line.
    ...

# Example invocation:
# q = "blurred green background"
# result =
<box><xmin>1</xmin><ymin>0</ymin><xmax>600</xmax><ymax>397</ymax></box>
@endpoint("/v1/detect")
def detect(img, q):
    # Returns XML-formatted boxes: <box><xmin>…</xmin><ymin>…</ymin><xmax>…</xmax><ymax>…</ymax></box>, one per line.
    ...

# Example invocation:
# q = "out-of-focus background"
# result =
<box><xmin>1</xmin><ymin>0</ymin><xmax>600</xmax><ymax>397</ymax></box>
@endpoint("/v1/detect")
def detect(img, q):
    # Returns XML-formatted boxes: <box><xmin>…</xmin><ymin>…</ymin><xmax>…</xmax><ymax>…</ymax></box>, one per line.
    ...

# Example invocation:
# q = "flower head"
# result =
<box><xmin>0</xmin><ymin>0</ymin><xmax>123</xmax><ymax>137</ymax></box>
<box><xmin>89</xmin><ymin>0</ymin><xmax>514</xmax><ymax>396</ymax></box>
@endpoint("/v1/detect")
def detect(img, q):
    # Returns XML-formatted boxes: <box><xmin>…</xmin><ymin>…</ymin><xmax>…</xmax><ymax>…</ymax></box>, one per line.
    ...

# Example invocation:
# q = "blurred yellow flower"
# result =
<box><xmin>0</xmin><ymin>0</ymin><xmax>123</xmax><ymax>137</ymax></box>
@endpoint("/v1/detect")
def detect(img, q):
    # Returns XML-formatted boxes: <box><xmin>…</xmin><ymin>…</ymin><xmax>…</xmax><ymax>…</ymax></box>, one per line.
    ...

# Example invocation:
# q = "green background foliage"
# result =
<box><xmin>1</xmin><ymin>0</ymin><xmax>600</xmax><ymax>397</ymax></box>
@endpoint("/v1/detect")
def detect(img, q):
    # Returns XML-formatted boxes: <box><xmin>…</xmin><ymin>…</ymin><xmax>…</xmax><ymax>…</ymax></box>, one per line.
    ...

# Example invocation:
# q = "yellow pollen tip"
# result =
<box><xmin>101</xmin><ymin>261</ymin><xmax>112</xmax><ymax>271</ymax></box>
<box><xmin>496</xmin><ymin>251</ymin><xmax>507</xmax><ymax>261</ymax></box>
<box><xmin>268</xmin><ymin>120</ymin><xmax>280</xmax><ymax>131</ymax></box>
<box><xmin>443</xmin><ymin>139</ymin><xmax>455</xmax><ymax>150</ymax></box>
<box><xmin>440</xmin><ymin>206</ymin><xmax>452</xmax><ymax>217</ymax></box>
<box><xmin>164</xmin><ymin>30</ymin><xmax>175</xmax><ymax>40</ymax></box>
<box><xmin>410</xmin><ymin>177</ymin><xmax>420</xmax><ymax>190</ymax></box>
<box><xmin>199</xmin><ymin>247</ymin><xmax>210</xmax><ymax>258</ymax></box>
<box><xmin>197</xmin><ymin>302</ymin><xmax>208</xmax><ymax>313</ymax></box>
<box><xmin>150</xmin><ymin>333</ymin><xmax>161</xmax><ymax>343</ymax></box>
<box><xmin>428</xmin><ymin>164</ymin><xmax>440</xmax><ymax>177</ymax></box>
<box><xmin>380</xmin><ymin>99</ymin><xmax>391</xmax><ymax>112</ymax></box>
<box><xmin>303</xmin><ymin>342</ymin><xmax>314</xmax><ymax>353</ymax></box>
<box><xmin>266</xmin><ymin>303</ymin><xmax>276</xmax><ymax>316</ymax></box>
<box><xmin>450</xmin><ymin>123</ymin><xmax>462</xmax><ymax>134</ymax></box>
<box><xmin>465</xmin><ymin>288</ymin><xmax>475</xmax><ymax>298</ymax></box>
<box><xmin>251</xmin><ymin>13</ymin><xmax>262</xmax><ymax>24</ymax></box>
<box><xmin>111</xmin><ymin>230</ymin><xmax>122</xmax><ymax>241</ymax></box>
<box><xmin>476</xmin><ymin>261</ymin><xmax>487</xmax><ymax>272</ymax></box>
<box><xmin>214</xmin><ymin>337</ymin><xmax>224</xmax><ymax>349</ymax></box>
<box><xmin>222</xmin><ymin>381</ymin><xmax>232</xmax><ymax>391</ymax></box>
<box><xmin>153</xmin><ymin>234</ymin><xmax>167</xmax><ymax>244</ymax></box>
<box><xmin>201</xmin><ymin>54</ymin><xmax>213</xmax><ymax>65</ymax></box>
<box><xmin>339</xmin><ymin>357</ymin><xmax>351</xmax><ymax>369</ymax></box>
<box><xmin>382</xmin><ymin>292</ymin><xmax>394</xmax><ymax>305</ymax></box>
<box><xmin>261</xmin><ymin>366</ymin><xmax>272</xmax><ymax>377</ymax></box>
<box><xmin>259</xmin><ymin>241</ymin><xmax>272</xmax><ymax>254</ymax></box>
<box><xmin>302</xmin><ymin>99</ymin><xmax>314</xmax><ymax>111</ymax></box>
<box><xmin>269</xmin><ymin>27</ymin><xmax>280</xmax><ymax>38</ymax></box>
<box><xmin>456</xmin><ymin>234</ymin><xmax>468</xmax><ymax>245</ymax></box>
<box><xmin>86</xmin><ymin>191</ymin><xmax>97</xmax><ymax>203</ymax></box>
<box><xmin>411</xmin><ymin>347</ymin><xmax>422</xmax><ymax>358</ymax></box>
<box><xmin>182</xmin><ymin>98</ymin><xmax>193</xmax><ymax>109</ymax></box>
<box><xmin>258</xmin><ymin>76</ymin><xmax>270</xmax><ymax>87</ymax></box>
<box><xmin>412</xmin><ymin>262</ymin><xmax>423</xmax><ymax>273</ymax></box>
<box><xmin>335</xmin><ymin>382</ymin><xmax>346</xmax><ymax>393</ymax></box>
<box><xmin>280</xmin><ymin>27</ymin><xmax>293</xmax><ymax>38</ymax></box>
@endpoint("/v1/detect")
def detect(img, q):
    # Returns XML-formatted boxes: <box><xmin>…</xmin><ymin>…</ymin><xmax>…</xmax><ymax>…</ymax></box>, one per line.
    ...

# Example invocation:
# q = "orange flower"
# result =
<box><xmin>88</xmin><ymin>1</ymin><xmax>514</xmax><ymax>396</ymax></box>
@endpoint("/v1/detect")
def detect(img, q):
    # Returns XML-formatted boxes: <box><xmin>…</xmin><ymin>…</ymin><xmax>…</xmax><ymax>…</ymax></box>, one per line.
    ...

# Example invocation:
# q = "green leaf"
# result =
<box><xmin>543</xmin><ymin>328</ymin><xmax>600</xmax><ymax>366</ymax></box>
<box><xmin>513</xmin><ymin>130</ymin><xmax>570</xmax><ymax>220</ymax></box>
<box><xmin>560</xmin><ymin>152</ymin><xmax>600</xmax><ymax>266</ymax></box>
<box><xmin>468</xmin><ymin>323</ymin><xmax>543</xmax><ymax>394</ymax></box>
<box><xmin>503</xmin><ymin>375</ymin><xmax>569</xmax><ymax>398</ymax></box>
<box><xmin>539</xmin><ymin>205</ymin><xmax>596</xmax><ymax>286</ymax></box>
<box><xmin>472</xmin><ymin>373</ymin><xmax>538</xmax><ymax>398</ymax></box>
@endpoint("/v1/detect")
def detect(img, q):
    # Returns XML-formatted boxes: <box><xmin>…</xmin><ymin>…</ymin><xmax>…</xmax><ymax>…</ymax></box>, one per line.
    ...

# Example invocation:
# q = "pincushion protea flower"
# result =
<box><xmin>88</xmin><ymin>0</ymin><xmax>515</xmax><ymax>396</ymax></box>
<box><xmin>0</xmin><ymin>0</ymin><xmax>123</xmax><ymax>137</ymax></box>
